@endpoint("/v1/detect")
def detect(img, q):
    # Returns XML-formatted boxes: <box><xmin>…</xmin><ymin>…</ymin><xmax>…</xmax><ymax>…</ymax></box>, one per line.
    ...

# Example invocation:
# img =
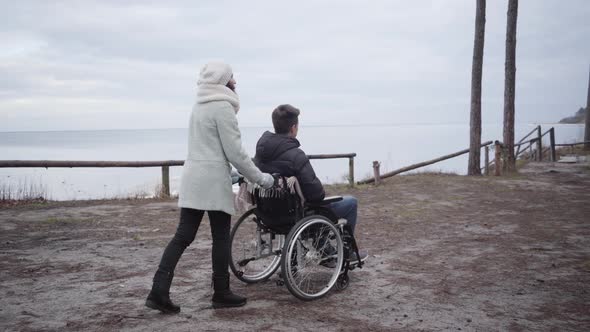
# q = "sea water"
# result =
<box><xmin>0</xmin><ymin>123</ymin><xmax>584</xmax><ymax>200</ymax></box>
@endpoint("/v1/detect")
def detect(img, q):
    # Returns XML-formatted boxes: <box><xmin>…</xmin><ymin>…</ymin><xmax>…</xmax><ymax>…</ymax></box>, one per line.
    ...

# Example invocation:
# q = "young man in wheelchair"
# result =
<box><xmin>253</xmin><ymin>104</ymin><xmax>368</xmax><ymax>265</ymax></box>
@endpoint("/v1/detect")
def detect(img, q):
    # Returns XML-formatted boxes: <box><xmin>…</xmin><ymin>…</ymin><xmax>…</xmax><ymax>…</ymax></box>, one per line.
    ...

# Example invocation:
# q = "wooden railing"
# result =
<box><xmin>487</xmin><ymin>126</ymin><xmax>556</xmax><ymax>175</ymax></box>
<box><xmin>514</xmin><ymin>126</ymin><xmax>556</xmax><ymax>162</ymax></box>
<box><xmin>307</xmin><ymin>153</ymin><xmax>357</xmax><ymax>187</ymax></box>
<box><xmin>485</xmin><ymin>127</ymin><xmax>590</xmax><ymax>175</ymax></box>
<box><xmin>358</xmin><ymin>141</ymin><xmax>493</xmax><ymax>185</ymax></box>
<box><xmin>0</xmin><ymin>153</ymin><xmax>357</xmax><ymax>197</ymax></box>
<box><xmin>555</xmin><ymin>141</ymin><xmax>590</xmax><ymax>154</ymax></box>
<box><xmin>360</xmin><ymin>124</ymin><xmax>581</xmax><ymax>184</ymax></box>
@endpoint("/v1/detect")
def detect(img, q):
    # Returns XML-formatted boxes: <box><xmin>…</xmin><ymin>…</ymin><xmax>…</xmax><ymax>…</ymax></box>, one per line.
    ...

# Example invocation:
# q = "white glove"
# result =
<box><xmin>260</xmin><ymin>173</ymin><xmax>275</xmax><ymax>189</ymax></box>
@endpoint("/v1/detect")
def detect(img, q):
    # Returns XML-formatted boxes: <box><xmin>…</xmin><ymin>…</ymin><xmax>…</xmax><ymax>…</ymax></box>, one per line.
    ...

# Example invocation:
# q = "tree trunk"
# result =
<box><xmin>503</xmin><ymin>0</ymin><xmax>518</xmax><ymax>170</ymax></box>
<box><xmin>585</xmin><ymin>66</ymin><xmax>590</xmax><ymax>150</ymax></box>
<box><xmin>468</xmin><ymin>0</ymin><xmax>486</xmax><ymax>176</ymax></box>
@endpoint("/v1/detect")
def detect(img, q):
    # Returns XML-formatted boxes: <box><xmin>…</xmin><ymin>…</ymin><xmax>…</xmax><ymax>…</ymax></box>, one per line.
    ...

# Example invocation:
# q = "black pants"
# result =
<box><xmin>157</xmin><ymin>208</ymin><xmax>231</xmax><ymax>277</ymax></box>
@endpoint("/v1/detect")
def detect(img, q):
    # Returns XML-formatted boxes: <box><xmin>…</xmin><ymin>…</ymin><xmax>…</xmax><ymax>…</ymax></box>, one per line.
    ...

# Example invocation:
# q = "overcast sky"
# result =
<box><xmin>1</xmin><ymin>0</ymin><xmax>588</xmax><ymax>132</ymax></box>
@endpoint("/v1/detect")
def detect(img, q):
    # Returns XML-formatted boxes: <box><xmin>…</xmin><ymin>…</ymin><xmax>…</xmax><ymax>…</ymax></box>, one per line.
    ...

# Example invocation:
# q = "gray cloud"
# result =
<box><xmin>1</xmin><ymin>0</ymin><xmax>589</xmax><ymax>131</ymax></box>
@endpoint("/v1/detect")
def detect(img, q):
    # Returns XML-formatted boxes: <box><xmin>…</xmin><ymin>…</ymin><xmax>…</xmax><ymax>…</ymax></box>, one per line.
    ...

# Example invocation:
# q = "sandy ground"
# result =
<box><xmin>1</xmin><ymin>161</ymin><xmax>589</xmax><ymax>331</ymax></box>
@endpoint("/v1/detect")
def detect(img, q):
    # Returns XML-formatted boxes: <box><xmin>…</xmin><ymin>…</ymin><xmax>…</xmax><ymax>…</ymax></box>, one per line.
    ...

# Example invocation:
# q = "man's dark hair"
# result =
<box><xmin>272</xmin><ymin>104</ymin><xmax>300</xmax><ymax>134</ymax></box>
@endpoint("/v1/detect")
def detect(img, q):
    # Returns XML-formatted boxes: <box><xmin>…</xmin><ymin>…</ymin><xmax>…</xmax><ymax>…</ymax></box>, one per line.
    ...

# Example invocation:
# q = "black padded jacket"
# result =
<box><xmin>253</xmin><ymin>131</ymin><xmax>325</xmax><ymax>203</ymax></box>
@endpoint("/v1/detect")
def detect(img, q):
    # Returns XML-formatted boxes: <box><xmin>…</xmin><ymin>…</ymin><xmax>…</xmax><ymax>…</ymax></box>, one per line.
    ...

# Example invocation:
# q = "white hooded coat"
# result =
<box><xmin>178</xmin><ymin>62</ymin><xmax>273</xmax><ymax>215</ymax></box>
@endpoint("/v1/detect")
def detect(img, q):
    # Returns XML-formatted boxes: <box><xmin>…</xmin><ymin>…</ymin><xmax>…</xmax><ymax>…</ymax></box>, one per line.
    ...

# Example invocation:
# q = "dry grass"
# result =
<box><xmin>0</xmin><ymin>177</ymin><xmax>179</xmax><ymax>207</ymax></box>
<box><xmin>0</xmin><ymin>177</ymin><xmax>48</xmax><ymax>206</ymax></box>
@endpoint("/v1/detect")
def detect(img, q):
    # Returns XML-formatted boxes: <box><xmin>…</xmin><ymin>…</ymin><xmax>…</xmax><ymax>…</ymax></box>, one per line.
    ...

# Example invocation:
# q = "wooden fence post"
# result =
<box><xmin>494</xmin><ymin>141</ymin><xmax>502</xmax><ymax>176</ymax></box>
<box><xmin>501</xmin><ymin>143</ymin><xmax>508</xmax><ymax>172</ymax></box>
<box><xmin>484</xmin><ymin>145</ymin><xmax>490</xmax><ymax>175</ymax></box>
<box><xmin>549</xmin><ymin>128</ymin><xmax>556</xmax><ymax>162</ymax></box>
<box><xmin>161</xmin><ymin>166</ymin><xmax>170</xmax><ymax>198</ymax></box>
<box><xmin>536</xmin><ymin>126</ymin><xmax>543</xmax><ymax>161</ymax></box>
<box><xmin>372</xmin><ymin>161</ymin><xmax>381</xmax><ymax>186</ymax></box>
<box><xmin>348</xmin><ymin>157</ymin><xmax>355</xmax><ymax>187</ymax></box>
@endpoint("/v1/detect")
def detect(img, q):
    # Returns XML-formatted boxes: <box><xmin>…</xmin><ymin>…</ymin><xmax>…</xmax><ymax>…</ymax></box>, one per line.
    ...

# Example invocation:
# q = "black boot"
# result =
<box><xmin>146</xmin><ymin>269</ymin><xmax>181</xmax><ymax>314</ymax></box>
<box><xmin>211</xmin><ymin>274</ymin><xmax>247</xmax><ymax>309</ymax></box>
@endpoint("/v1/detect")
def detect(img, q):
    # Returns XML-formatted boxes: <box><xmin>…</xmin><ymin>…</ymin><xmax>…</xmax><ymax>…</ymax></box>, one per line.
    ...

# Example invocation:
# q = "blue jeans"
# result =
<box><xmin>328</xmin><ymin>196</ymin><xmax>358</xmax><ymax>234</ymax></box>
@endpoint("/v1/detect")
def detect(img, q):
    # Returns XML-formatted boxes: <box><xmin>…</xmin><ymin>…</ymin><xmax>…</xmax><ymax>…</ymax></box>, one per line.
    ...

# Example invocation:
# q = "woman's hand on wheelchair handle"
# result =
<box><xmin>230</xmin><ymin>169</ymin><xmax>243</xmax><ymax>185</ymax></box>
<box><xmin>260</xmin><ymin>173</ymin><xmax>275</xmax><ymax>189</ymax></box>
<box><xmin>271</xmin><ymin>173</ymin><xmax>282</xmax><ymax>187</ymax></box>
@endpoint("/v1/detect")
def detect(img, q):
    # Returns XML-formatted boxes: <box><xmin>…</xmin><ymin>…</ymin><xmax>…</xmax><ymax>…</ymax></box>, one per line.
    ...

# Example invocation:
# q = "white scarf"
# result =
<box><xmin>197</xmin><ymin>83</ymin><xmax>240</xmax><ymax>113</ymax></box>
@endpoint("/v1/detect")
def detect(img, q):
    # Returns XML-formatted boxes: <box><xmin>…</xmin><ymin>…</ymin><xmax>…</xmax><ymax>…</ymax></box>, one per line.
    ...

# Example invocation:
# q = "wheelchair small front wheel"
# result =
<box><xmin>229</xmin><ymin>208</ymin><xmax>283</xmax><ymax>283</ymax></box>
<box><xmin>281</xmin><ymin>215</ymin><xmax>344</xmax><ymax>301</ymax></box>
<box><xmin>336</xmin><ymin>274</ymin><xmax>349</xmax><ymax>291</ymax></box>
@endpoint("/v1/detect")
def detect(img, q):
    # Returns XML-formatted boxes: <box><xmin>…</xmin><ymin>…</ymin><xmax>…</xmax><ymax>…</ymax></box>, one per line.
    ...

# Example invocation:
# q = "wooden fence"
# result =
<box><xmin>359</xmin><ymin>125</ymin><xmax>579</xmax><ymax>185</ymax></box>
<box><xmin>358</xmin><ymin>141</ymin><xmax>493</xmax><ymax>185</ymax></box>
<box><xmin>514</xmin><ymin>126</ymin><xmax>556</xmax><ymax>162</ymax></box>
<box><xmin>0</xmin><ymin>153</ymin><xmax>357</xmax><ymax>197</ymax></box>
<box><xmin>2</xmin><ymin>125</ymin><xmax>585</xmax><ymax>194</ymax></box>
<box><xmin>555</xmin><ymin>141</ymin><xmax>590</xmax><ymax>154</ymax></box>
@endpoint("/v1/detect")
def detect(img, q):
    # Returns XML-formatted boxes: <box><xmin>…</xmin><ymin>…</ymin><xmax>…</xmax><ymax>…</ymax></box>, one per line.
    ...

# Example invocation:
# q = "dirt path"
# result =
<box><xmin>1</xmin><ymin>161</ymin><xmax>589</xmax><ymax>331</ymax></box>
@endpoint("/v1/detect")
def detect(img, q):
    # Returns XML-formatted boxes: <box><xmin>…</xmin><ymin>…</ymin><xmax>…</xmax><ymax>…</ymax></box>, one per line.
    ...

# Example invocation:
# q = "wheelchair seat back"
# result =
<box><xmin>251</xmin><ymin>177</ymin><xmax>304</xmax><ymax>234</ymax></box>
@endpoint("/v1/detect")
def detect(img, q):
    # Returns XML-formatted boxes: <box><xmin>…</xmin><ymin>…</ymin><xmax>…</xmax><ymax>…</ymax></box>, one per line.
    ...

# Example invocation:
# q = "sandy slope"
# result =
<box><xmin>1</xmin><ymin>161</ymin><xmax>589</xmax><ymax>331</ymax></box>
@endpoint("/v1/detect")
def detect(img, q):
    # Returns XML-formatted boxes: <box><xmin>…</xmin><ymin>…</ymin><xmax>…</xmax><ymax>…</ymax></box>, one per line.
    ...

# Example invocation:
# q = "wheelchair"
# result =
<box><xmin>229</xmin><ymin>177</ymin><xmax>363</xmax><ymax>301</ymax></box>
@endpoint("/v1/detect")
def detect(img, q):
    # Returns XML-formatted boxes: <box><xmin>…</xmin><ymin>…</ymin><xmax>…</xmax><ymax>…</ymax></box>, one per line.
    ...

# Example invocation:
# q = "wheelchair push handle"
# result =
<box><xmin>233</xmin><ymin>172</ymin><xmax>281</xmax><ymax>187</ymax></box>
<box><xmin>231</xmin><ymin>170</ymin><xmax>244</xmax><ymax>185</ymax></box>
<box><xmin>271</xmin><ymin>173</ymin><xmax>283</xmax><ymax>187</ymax></box>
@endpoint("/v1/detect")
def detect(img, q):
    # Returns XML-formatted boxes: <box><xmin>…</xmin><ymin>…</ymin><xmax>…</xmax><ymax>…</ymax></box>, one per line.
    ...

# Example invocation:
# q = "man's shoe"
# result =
<box><xmin>319</xmin><ymin>243</ymin><xmax>338</xmax><ymax>268</ymax></box>
<box><xmin>319</xmin><ymin>257</ymin><xmax>338</xmax><ymax>268</ymax></box>
<box><xmin>320</xmin><ymin>244</ymin><xmax>337</xmax><ymax>257</ymax></box>
<box><xmin>348</xmin><ymin>249</ymin><xmax>368</xmax><ymax>265</ymax></box>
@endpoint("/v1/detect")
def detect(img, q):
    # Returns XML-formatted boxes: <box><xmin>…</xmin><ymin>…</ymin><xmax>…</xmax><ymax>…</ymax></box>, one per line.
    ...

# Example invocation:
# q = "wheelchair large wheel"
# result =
<box><xmin>281</xmin><ymin>215</ymin><xmax>344</xmax><ymax>301</ymax></box>
<box><xmin>229</xmin><ymin>208</ymin><xmax>283</xmax><ymax>283</ymax></box>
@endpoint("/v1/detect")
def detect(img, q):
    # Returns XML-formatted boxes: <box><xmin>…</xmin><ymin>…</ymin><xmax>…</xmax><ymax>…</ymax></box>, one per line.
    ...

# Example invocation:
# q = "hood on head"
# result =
<box><xmin>197</xmin><ymin>61</ymin><xmax>233</xmax><ymax>86</ymax></box>
<box><xmin>256</xmin><ymin>131</ymin><xmax>300</xmax><ymax>162</ymax></box>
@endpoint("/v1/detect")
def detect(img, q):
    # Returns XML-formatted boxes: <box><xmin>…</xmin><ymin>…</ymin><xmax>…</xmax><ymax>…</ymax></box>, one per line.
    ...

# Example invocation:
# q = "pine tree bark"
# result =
<box><xmin>503</xmin><ymin>0</ymin><xmax>518</xmax><ymax>170</ymax></box>
<box><xmin>584</xmin><ymin>66</ymin><xmax>590</xmax><ymax>150</ymax></box>
<box><xmin>468</xmin><ymin>0</ymin><xmax>486</xmax><ymax>175</ymax></box>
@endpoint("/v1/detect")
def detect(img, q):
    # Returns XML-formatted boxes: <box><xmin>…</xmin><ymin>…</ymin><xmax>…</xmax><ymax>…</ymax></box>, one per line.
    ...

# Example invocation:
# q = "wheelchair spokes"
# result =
<box><xmin>229</xmin><ymin>209</ymin><xmax>283</xmax><ymax>283</ymax></box>
<box><xmin>282</xmin><ymin>216</ymin><xmax>344</xmax><ymax>301</ymax></box>
<box><xmin>230</xmin><ymin>205</ymin><xmax>353</xmax><ymax>301</ymax></box>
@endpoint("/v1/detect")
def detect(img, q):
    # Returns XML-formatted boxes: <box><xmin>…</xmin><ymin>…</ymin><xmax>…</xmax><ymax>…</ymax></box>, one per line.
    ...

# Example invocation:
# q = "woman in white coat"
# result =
<box><xmin>146</xmin><ymin>62</ymin><xmax>275</xmax><ymax>313</ymax></box>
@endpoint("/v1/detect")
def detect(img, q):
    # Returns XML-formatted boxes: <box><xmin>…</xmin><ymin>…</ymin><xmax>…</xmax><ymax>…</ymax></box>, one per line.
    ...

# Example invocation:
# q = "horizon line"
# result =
<box><xmin>0</xmin><ymin>121</ymin><xmax>579</xmax><ymax>134</ymax></box>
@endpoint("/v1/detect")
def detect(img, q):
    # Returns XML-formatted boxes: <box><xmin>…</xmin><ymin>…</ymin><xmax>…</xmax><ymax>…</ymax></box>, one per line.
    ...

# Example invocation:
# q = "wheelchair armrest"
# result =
<box><xmin>310</xmin><ymin>195</ymin><xmax>343</xmax><ymax>206</ymax></box>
